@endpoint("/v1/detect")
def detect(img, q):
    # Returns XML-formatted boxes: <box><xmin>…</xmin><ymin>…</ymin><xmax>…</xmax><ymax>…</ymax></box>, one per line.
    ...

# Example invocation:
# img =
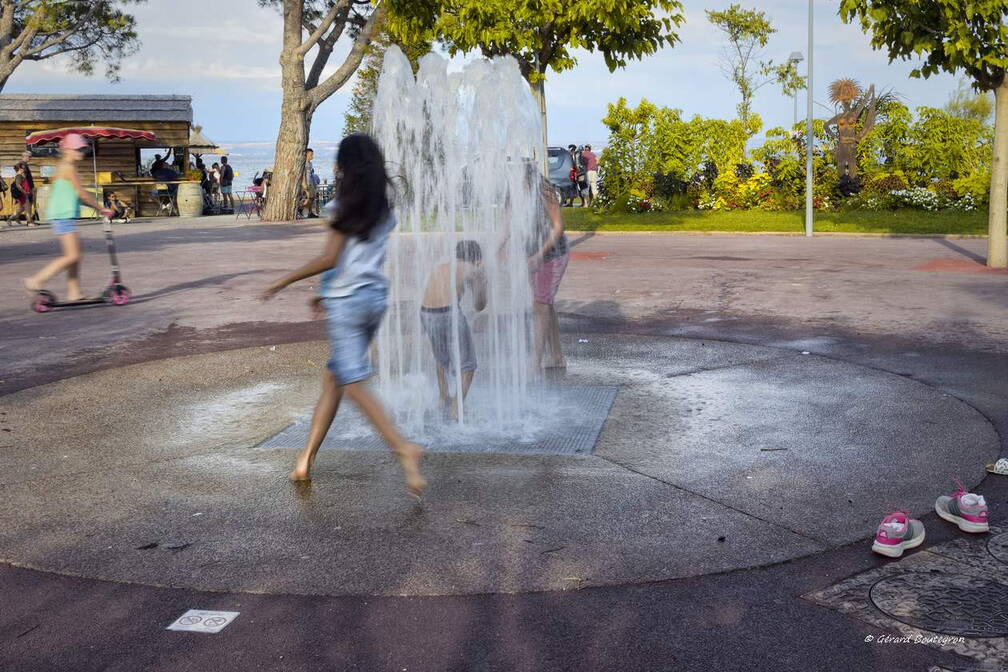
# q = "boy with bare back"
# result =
<box><xmin>420</xmin><ymin>240</ymin><xmax>488</xmax><ymax>417</ymax></box>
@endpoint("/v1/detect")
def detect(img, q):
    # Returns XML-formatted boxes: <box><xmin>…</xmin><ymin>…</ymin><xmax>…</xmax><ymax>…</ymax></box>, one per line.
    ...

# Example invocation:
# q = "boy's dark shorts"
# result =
<box><xmin>420</xmin><ymin>306</ymin><xmax>477</xmax><ymax>373</ymax></box>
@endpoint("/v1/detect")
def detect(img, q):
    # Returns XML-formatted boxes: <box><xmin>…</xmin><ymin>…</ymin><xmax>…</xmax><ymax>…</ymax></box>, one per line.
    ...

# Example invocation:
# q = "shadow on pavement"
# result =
<box><xmin>0</xmin><ymin>222</ymin><xmax>323</xmax><ymax>263</ymax></box>
<box><xmin>933</xmin><ymin>237</ymin><xmax>987</xmax><ymax>263</ymax></box>
<box><xmin>129</xmin><ymin>271</ymin><xmax>263</xmax><ymax>305</ymax></box>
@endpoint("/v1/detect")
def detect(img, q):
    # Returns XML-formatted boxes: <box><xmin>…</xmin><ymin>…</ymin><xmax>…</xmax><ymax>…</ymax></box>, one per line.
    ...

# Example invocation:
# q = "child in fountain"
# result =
<box><xmin>421</xmin><ymin>240</ymin><xmax>488</xmax><ymax>418</ymax></box>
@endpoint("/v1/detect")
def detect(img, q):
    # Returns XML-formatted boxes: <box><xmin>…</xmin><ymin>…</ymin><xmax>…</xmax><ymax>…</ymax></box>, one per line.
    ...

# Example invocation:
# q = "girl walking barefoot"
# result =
<box><xmin>261</xmin><ymin>133</ymin><xmax>425</xmax><ymax>498</ymax></box>
<box><xmin>23</xmin><ymin>134</ymin><xmax>111</xmax><ymax>301</ymax></box>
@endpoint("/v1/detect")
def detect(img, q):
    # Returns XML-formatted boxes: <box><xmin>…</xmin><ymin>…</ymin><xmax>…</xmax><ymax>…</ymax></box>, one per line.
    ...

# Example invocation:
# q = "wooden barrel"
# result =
<box><xmin>177</xmin><ymin>182</ymin><xmax>204</xmax><ymax>218</ymax></box>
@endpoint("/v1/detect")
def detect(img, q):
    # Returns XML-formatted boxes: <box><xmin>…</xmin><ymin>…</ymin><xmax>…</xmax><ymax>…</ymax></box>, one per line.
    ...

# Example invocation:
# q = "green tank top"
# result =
<box><xmin>46</xmin><ymin>178</ymin><xmax>79</xmax><ymax>221</ymax></box>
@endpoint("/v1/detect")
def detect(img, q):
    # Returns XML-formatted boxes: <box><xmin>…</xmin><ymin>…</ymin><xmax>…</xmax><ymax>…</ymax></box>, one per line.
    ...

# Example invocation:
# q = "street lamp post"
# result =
<box><xmin>804</xmin><ymin>0</ymin><xmax>814</xmax><ymax>237</ymax></box>
<box><xmin>788</xmin><ymin>51</ymin><xmax>804</xmax><ymax>127</ymax></box>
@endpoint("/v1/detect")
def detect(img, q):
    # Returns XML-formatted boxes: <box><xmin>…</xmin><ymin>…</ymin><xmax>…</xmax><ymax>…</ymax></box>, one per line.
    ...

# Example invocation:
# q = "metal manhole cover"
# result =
<box><xmin>988</xmin><ymin>533</ymin><xmax>1008</xmax><ymax>566</ymax></box>
<box><xmin>870</xmin><ymin>572</ymin><xmax>1008</xmax><ymax>637</ymax></box>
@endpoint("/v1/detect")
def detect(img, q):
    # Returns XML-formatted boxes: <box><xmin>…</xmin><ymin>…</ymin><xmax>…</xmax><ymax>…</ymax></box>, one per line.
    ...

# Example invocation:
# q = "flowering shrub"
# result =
<box><xmin>736</xmin><ymin>172</ymin><xmax>773</xmax><ymax>209</ymax></box>
<box><xmin>626</xmin><ymin>188</ymin><xmax>662</xmax><ymax>213</ymax></box>
<box><xmin>932</xmin><ymin>179</ymin><xmax>958</xmax><ymax>200</ymax></box>
<box><xmin>952</xmin><ymin>193</ymin><xmax>977</xmax><ymax>212</ymax></box>
<box><xmin>952</xmin><ymin>171</ymin><xmax>991</xmax><ymax>204</ymax></box>
<box><xmin>626</xmin><ymin>197</ymin><xmax>662</xmax><ymax>213</ymax></box>
<box><xmin>848</xmin><ymin>193</ymin><xmax>897</xmax><ymax>212</ymax></box>
<box><xmin>597</xmin><ymin>97</ymin><xmax>994</xmax><ymax>215</ymax></box>
<box><xmin>813</xmin><ymin>195</ymin><xmax>833</xmax><ymax>211</ymax></box>
<box><xmin>891</xmin><ymin>187</ymin><xmax>942</xmax><ymax>211</ymax></box>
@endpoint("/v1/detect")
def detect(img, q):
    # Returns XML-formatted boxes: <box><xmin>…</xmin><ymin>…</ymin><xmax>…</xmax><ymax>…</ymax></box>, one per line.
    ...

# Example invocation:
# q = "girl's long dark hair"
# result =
<box><xmin>330</xmin><ymin>133</ymin><xmax>390</xmax><ymax>241</ymax></box>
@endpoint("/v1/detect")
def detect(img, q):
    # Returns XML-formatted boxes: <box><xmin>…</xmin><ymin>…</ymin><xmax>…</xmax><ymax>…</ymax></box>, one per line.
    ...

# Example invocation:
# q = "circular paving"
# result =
<box><xmin>870</xmin><ymin>572</ymin><xmax>1008</xmax><ymax>638</ymax></box>
<box><xmin>0</xmin><ymin>334</ymin><xmax>998</xmax><ymax>596</ymax></box>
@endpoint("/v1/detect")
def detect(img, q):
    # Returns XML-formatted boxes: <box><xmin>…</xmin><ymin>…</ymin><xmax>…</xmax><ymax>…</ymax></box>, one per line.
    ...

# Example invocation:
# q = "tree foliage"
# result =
<box><xmin>259</xmin><ymin>0</ymin><xmax>385</xmax><ymax>111</ymax></box>
<box><xmin>705</xmin><ymin>4</ymin><xmax>804</xmax><ymax>131</ymax></box>
<box><xmin>838</xmin><ymin>0</ymin><xmax>1008</xmax><ymax>266</ymax></box>
<box><xmin>839</xmin><ymin>0</ymin><xmax>1007</xmax><ymax>90</ymax></box>
<box><xmin>343</xmin><ymin>30</ymin><xmax>429</xmax><ymax>137</ymax></box>
<box><xmin>393</xmin><ymin>0</ymin><xmax>685</xmax><ymax>83</ymax></box>
<box><xmin>260</xmin><ymin>0</ymin><xmax>388</xmax><ymax>221</ymax></box>
<box><xmin>946</xmin><ymin>78</ymin><xmax>994</xmax><ymax>124</ymax></box>
<box><xmin>0</xmin><ymin>0</ymin><xmax>144</xmax><ymax>91</ymax></box>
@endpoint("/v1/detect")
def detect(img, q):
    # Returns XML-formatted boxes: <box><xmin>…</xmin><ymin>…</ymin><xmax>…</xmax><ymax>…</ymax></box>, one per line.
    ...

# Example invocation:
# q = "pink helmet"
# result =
<box><xmin>59</xmin><ymin>133</ymin><xmax>88</xmax><ymax>150</ymax></box>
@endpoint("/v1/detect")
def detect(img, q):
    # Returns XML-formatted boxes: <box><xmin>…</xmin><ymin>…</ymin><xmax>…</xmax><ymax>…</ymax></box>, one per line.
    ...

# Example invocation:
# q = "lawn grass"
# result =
<box><xmin>562</xmin><ymin>208</ymin><xmax>988</xmax><ymax>235</ymax></box>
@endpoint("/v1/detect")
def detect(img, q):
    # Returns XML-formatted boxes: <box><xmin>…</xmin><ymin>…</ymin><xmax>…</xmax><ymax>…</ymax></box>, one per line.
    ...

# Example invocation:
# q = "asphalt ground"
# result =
<box><xmin>1</xmin><ymin>218</ymin><xmax>1006</xmax><ymax>671</ymax></box>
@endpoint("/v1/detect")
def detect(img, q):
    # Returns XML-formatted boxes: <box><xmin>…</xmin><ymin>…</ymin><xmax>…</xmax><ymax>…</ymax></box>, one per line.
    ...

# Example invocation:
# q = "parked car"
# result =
<box><xmin>547</xmin><ymin>146</ymin><xmax>577</xmax><ymax>202</ymax></box>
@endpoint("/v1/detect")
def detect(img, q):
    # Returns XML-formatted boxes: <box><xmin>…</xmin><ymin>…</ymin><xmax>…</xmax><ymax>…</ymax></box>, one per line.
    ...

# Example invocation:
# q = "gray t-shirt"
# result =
<box><xmin>318</xmin><ymin>210</ymin><xmax>396</xmax><ymax>298</ymax></box>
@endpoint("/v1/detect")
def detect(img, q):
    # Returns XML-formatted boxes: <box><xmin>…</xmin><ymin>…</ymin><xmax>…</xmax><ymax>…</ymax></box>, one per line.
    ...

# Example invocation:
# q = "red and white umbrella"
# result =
<box><xmin>25</xmin><ymin>126</ymin><xmax>159</xmax><ymax>145</ymax></box>
<box><xmin>25</xmin><ymin>126</ymin><xmax>161</xmax><ymax>199</ymax></box>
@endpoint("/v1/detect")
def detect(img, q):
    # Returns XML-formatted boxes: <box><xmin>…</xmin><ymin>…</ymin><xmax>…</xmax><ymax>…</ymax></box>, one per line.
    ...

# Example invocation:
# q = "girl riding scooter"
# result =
<box><xmin>23</xmin><ymin>133</ymin><xmax>112</xmax><ymax>302</ymax></box>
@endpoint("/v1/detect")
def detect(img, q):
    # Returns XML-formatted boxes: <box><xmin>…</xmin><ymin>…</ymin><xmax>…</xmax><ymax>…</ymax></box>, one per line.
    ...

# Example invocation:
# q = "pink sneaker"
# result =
<box><xmin>871</xmin><ymin>511</ymin><xmax>925</xmax><ymax>558</ymax></box>
<box><xmin>935</xmin><ymin>480</ymin><xmax>989</xmax><ymax>533</ymax></box>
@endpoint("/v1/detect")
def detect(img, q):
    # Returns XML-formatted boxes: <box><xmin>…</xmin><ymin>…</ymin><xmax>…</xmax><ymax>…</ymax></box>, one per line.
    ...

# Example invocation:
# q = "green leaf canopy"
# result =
<box><xmin>390</xmin><ymin>0</ymin><xmax>685</xmax><ymax>81</ymax></box>
<box><xmin>838</xmin><ymin>0</ymin><xmax>1007</xmax><ymax>90</ymax></box>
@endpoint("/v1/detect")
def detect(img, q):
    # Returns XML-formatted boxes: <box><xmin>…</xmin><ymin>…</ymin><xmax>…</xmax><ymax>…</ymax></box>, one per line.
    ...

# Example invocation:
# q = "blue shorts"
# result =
<box><xmin>220</xmin><ymin>185</ymin><xmax>232</xmax><ymax>195</ymax></box>
<box><xmin>323</xmin><ymin>284</ymin><xmax>387</xmax><ymax>385</ymax></box>
<box><xmin>52</xmin><ymin>219</ymin><xmax>77</xmax><ymax>235</ymax></box>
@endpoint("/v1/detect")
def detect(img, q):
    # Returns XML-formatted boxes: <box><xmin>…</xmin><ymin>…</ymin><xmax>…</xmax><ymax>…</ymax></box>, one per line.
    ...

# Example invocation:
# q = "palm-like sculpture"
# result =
<box><xmin>824</xmin><ymin>79</ymin><xmax>878</xmax><ymax>178</ymax></box>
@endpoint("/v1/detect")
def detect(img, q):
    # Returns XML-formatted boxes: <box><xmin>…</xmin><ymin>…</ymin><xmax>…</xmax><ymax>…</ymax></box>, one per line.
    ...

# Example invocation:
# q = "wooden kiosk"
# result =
<box><xmin>0</xmin><ymin>94</ymin><xmax>197</xmax><ymax>217</ymax></box>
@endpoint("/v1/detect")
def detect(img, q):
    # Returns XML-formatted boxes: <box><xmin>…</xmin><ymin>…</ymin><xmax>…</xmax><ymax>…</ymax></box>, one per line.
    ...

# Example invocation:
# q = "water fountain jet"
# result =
<box><xmin>371</xmin><ymin>47</ymin><xmax>549</xmax><ymax>444</ymax></box>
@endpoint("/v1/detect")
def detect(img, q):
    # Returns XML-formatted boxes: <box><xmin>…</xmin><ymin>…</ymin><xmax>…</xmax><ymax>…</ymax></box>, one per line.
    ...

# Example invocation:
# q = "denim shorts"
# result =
<box><xmin>323</xmin><ymin>284</ymin><xmax>387</xmax><ymax>385</ymax></box>
<box><xmin>220</xmin><ymin>185</ymin><xmax>232</xmax><ymax>194</ymax></box>
<box><xmin>52</xmin><ymin>219</ymin><xmax>77</xmax><ymax>235</ymax></box>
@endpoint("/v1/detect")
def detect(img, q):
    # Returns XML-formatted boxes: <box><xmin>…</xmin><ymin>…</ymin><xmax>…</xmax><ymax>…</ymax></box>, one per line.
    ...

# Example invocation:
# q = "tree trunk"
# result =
<box><xmin>988</xmin><ymin>77</ymin><xmax>1008</xmax><ymax>268</ymax></box>
<box><xmin>265</xmin><ymin>101</ymin><xmax>311</xmax><ymax>221</ymax></box>
<box><xmin>264</xmin><ymin>1</ymin><xmax>309</xmax><ymax>222</ymax></box>
<box><xmin>530</xmin><ymin>78</ymin><xmax>548</xmax><ymax>171</ymax></box>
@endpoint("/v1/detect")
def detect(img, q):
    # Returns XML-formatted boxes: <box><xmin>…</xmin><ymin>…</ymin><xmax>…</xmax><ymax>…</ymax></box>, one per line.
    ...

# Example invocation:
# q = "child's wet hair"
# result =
<box><xmin>456</xmin><ymin>240</ymin><xmax>482</xmax><ymax>263</ymax></box>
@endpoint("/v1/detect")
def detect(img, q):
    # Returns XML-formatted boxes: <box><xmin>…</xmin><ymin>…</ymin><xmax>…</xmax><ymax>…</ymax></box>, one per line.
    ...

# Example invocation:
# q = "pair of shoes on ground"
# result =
<box><xmin>872</xmin><ymin>480</ymin><xmax>990</xmax><ymax>558</ymax></box>
<box><xmin>987</xmin><ymin>457</ymin><xmax>1008</xmax><ymax>476</ymax></box>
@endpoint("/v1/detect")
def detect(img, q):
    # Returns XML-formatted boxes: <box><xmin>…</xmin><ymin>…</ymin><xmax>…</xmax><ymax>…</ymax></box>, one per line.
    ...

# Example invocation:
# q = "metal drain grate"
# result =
<box><xmin>988</xmin><ymin>533</ymin><xmax>1008</xmax><ymax>567</ymax></box>
<box><xmin>870</xmin><ymin>572</ymin><xmax>1008</xmax><ymax>638</ymax></box>
<box><xmin>257</xmin><ymin>385</ymin><xmax>618</xmax><ymax>456</ymax></box>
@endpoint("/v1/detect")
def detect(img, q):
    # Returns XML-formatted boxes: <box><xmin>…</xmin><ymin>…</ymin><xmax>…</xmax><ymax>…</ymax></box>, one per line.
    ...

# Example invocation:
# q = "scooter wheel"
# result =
<box><xmin>32</xmin><ymin>290</ymin><xmax>56</xmax><ymax>313</ymax></box>
<box><xmin>108</xmin><ymin>285</ymin><xmax>131</xmax><ymax>306</ymax></box>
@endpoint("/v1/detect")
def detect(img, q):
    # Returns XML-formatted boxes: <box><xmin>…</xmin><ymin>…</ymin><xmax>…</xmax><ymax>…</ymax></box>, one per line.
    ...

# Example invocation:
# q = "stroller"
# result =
<box><xmin>202</xmin><ymin>187</ymin><xmax>222</xmax><ymax>216</ymax></box>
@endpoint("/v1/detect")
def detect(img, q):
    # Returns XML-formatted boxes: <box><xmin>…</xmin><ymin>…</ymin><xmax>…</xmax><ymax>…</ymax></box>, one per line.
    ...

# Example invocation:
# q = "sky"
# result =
<box><xmin>5</xmin><ymin>0</ymin><xmax>966</xmax><ymax>148</ymax></box>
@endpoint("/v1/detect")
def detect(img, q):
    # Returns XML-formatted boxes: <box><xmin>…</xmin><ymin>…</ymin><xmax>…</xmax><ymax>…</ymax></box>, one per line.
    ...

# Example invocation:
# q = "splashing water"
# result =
<box><xmin>371</xmin><ymin>47</ymin><xmax>546</xmax><ymax>441</ymax></box>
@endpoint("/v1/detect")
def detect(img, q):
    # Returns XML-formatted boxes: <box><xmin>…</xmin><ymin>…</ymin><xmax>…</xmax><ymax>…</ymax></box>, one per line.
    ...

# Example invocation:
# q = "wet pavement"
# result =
<box><xmin>2</xmin><ymin>218</ymin><xmax>1007</xmax><ymax>671</ymax></box>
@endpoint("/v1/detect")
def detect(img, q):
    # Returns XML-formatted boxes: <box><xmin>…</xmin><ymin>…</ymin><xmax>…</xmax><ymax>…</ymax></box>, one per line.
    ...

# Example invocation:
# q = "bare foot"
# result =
<box><xmin>545</xmin><ymin>359</ymin><xmax>567</xmax><ymax>373</ymax></box>
<box><xmin>394</xmin><ymin>443</ymin><xmax>426</xmax><ymax>499</ymax></box>
<box><xmin>288</xmin><ymin>452</ymin><xmax>314</xmax><ymax>482</ymax></box>
<box><xmin>23</xmin><ymin>278</ymin><xmax>40</xmax><ymax>295</ymax></box>
<box><xmin>439</xmin><ymin>397</ymin><xmax>459</xmax><ymax>423</ymax></box>
<box><xmin>545</xmin><ymin>360</ymin><xmax>567</xmax><ymax>370</ymax></box>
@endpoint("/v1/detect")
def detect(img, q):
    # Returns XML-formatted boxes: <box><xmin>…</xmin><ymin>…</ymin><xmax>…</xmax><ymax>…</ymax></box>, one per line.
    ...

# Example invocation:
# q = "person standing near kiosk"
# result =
<box><xmin>219</xmin><ymin>156</ymin><xmax>235</xmax><ymax>212</ymax></box>
<box><xmin>17</xmin><ymin>151</ymin><xmax>38</xmax><ymax>225</ymax></box>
